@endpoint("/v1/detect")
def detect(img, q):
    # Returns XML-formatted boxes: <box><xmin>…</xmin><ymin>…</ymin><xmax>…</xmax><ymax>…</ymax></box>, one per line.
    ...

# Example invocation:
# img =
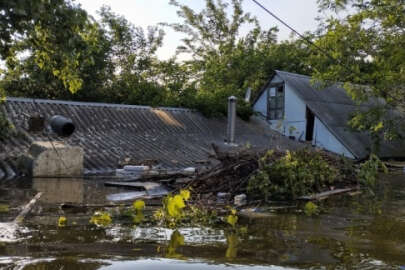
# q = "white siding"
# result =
<box><xmin>253</xmin><ymin>75</ymin><xmax>307</xmax><ymax>139</ymax></box>
<box><xmin>282</xmin><ymin>83</ymin><xmax>307</xmax><ymax>139</ymax></box>
<box><xmin>252</xmin><ymin>74</ymin><xmax>355</xmax><ymax>159</ymax></box>
<box><xmin>313</xmin><ymin>117</ymin><xmax>355</xmax><ymax>159</ymax></box>
<box><xmin>253</xmin><ymin>88</ymin><xmax>267</xmax><ymax>117</ymax></box>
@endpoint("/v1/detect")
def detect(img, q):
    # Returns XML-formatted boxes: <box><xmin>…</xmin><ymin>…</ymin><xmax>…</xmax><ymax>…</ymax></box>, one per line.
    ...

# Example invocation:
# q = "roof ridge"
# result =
<box><xmin>5</xmin><ymin>97</ymin><xmax>194</xmax><ymax>112</ymax></box>
<box><xmin>275</xmin><ymin>70</ymin><xmax>311</xmax><ymax>79</ymax></box>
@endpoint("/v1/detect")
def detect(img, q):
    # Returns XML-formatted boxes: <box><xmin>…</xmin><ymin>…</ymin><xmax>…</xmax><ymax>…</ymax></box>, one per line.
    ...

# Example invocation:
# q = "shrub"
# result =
<box><xmin>248</xmin><ymin>149</ymin><xmax>338</xmax><ymax>200</ymax></box>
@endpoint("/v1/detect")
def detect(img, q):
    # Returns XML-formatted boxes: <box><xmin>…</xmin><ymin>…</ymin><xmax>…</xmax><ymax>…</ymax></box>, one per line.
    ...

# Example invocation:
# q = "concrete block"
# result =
<box><xmin>20</xmin><ymin>141</ymin><xmax>84</xmax><ymax>177</ymax></box>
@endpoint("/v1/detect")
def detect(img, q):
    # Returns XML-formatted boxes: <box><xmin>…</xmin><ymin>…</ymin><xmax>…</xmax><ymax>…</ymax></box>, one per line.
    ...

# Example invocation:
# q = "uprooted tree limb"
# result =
<box><xmin>173</xmin><ymin>143</ymin><xmax>360</xmax><ymax>203</ymax></box>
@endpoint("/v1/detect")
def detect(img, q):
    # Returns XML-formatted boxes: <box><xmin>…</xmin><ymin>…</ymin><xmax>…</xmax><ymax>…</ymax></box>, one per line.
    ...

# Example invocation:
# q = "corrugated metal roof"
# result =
<box><xmin>274</xmin><ymin>70</ymin><xmax>405</xmax><ymax>159</ymax></box>
<box><xmin>0</xmin><ymin>97</ymin><xmax>302</xmax><ymax>179</ymax></box>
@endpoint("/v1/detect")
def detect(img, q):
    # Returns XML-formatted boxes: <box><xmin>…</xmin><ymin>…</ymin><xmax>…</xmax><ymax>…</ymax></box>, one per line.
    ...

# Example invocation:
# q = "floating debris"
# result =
<box><xmin>105</xmin><ymin>181</ymin><xmax>169</xmax><ymax>197</ymax></box>
<box><xmin>106</xmin><ymin>191</ymin><xmax>147</xmax><ymax>202</ymax></box>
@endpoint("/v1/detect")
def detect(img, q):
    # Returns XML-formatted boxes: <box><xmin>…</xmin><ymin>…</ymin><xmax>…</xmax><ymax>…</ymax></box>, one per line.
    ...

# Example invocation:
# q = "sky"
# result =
<box><xmin>76</xmin><ymin>0</ymin><xmax>322</xmax><ymax>60</ymax></box>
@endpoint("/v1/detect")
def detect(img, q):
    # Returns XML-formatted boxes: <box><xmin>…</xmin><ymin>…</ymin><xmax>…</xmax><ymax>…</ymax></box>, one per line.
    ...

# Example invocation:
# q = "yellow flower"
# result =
<box><xmin>226</xmin><ymin>214</ymin><xmax>238</xmax><ymax>228</ymax></box>
<box><xmin>90</xmin><ymin>211</ymin><xmax>112</xmax><ymax>227</ymax></box>
<box><xmin>133</xmin><ymin>200</ymin><xmax>145</xmax><ymax>212</ymax></box>
<box><xmin>180</xmin><ymin>189</ymin><xmax>191</xmax><ymax>201</ymax></box>
<box><xmin>58</xmin><ymin>216</ymin><xmax>67</xmax><ymax>227</ymax></box>
<box><xmin>167</xmin><ymin>195</ymin><xmax>186</xmax><ymax>218</ymax></box>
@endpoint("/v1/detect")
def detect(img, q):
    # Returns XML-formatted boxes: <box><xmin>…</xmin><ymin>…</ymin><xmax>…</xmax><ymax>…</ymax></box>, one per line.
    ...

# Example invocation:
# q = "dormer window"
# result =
<box><xmin>267</xmin><ymin>84</ymin><xmax>284</xmax><ymax>120</ymax></box>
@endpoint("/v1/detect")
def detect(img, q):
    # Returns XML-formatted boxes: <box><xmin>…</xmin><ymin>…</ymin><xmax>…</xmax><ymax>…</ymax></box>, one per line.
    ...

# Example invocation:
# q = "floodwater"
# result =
<box><xmin>1</xmin><ymin>173</ymin><xmax>405</xmax><ymax>269</ymax></box>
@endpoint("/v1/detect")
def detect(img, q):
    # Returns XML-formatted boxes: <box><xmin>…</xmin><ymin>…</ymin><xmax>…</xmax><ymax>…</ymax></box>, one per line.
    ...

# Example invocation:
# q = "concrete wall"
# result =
<box><xmin>253</xmin><ymin>74</ymin><xmax>355</xmax><ymax>158</ymax></box>
<box><xmin>313</xmin><ymin>118</ymin><xmax>355</xmax><ymax>158</ymax></box>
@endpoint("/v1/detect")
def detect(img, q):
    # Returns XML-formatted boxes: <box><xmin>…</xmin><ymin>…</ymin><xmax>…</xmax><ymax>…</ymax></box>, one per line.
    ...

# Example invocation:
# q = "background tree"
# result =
<box><xmin>313</xmin><ymin>0</ymin><xmax>405</xmax><ymax>145</ymax></box>
<box><xmin>0</xmin><ymin>0</ymin><xmax>98</xmax><ymax>93</ymax></box>
<box><xmin>167</xmin><ymin>0</ymin><xmax>280</xmax><ymax>119</ymax></box>
<box><xmin>97</xmin><ymin>6</ymin><xmax>166</xmax><ymax>106</ymax></box>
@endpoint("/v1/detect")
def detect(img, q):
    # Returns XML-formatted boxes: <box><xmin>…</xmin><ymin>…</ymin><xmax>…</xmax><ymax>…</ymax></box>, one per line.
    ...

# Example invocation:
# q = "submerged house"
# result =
<box><xmin>253</xmin><ymin>70</ymin><xmax>405</xmax><ymax>160</ymax></box>
<box><xmin>0</xmin><ymin>97</ymin><xmax>303</xmax><ymax>179</ymax></box>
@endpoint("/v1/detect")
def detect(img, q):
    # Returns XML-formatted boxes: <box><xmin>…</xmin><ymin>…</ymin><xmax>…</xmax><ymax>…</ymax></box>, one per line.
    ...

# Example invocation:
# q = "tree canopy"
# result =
<box><xmin>313</xmin><ymin>0</ymin><xmax>405</xmax><ymax>144</ymax></box>
<box><xmin>0</xmin><ymin>0</ymin><xmax>403</xmax><ymax>144</ymax></box>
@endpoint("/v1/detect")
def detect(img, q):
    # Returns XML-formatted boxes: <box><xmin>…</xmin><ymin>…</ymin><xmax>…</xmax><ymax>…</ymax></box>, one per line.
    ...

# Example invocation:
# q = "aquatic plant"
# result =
<box><xmin>132</xmin><ymin>200</ymin><xmax>145</xmax><ymax>212</ymax></box>
<box><xmin>357</xmin><ymin>154</ymin><xmax>388</xmax><ymax>192</ymax></box>
<box><xmin>58</xmin><ymin>216</ymin><xmax>67</xmax><ymax>227</ymax></box>
<box><xmin>304</xmin><ymin>202</ymin><xmax>319</xmax><ymax>216</ymax></box>
<box><xmin>90</xmin><ymin>211</ymin><xmax>112</xmax><ymax>227</ymax></box>
<box><xmin>154</xmin><ymin>189</ymin><xmax>191</xmax><ymax>227</ymax></box>
<box><xmin>131</xmin><ymin>200</ymin><xmax>146</xmax><ymax>225</ymax></box>
<box><xmin>225</xmin><ymin>232</ymin><xmax>238</xmax><ymax>259</ymax></box>
<box><xmin>166</xmin><ymin>230</ymin><xmax>185</xmax><ymax>259</ymax></box>
<box><xmin>226</xmin><ymin>209</ymin><xmax>238</xmax><ymax>228</ymax></box>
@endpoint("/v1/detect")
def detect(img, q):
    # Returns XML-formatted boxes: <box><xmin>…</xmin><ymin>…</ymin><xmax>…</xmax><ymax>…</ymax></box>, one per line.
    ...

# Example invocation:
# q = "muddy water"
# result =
<box><xmin>0</xmin><ymin>173</ymin><xmax>405</xmax><ymax>269</ymax></box>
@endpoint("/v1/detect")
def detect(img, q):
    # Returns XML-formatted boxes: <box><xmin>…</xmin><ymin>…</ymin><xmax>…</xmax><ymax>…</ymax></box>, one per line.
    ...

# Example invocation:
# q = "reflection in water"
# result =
<box><xmin>225</xmin><ymin>233</ymin><xmax>238</xmax><ymax>260</ymax></box>
<box><xmin>33</xmin><ymin>178</ymin><xmax>84</xmax><ymax>204</ymax></box>
<box><xmin>1</xmin><ymin>173</ymin><xmax>405</xmax><ymax>269</ymax></box>
<box><xmin>165</xmin><ymin>230</ymin><xmax>185</xmax><ymax>259</ymax></box>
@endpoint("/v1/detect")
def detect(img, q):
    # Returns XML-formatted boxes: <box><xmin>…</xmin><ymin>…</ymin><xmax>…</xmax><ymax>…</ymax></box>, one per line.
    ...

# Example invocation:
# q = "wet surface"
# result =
<box><xmin>0</xmin><ymin>173</ymin><xmax>405</xmax><ymax>269</ymax></box>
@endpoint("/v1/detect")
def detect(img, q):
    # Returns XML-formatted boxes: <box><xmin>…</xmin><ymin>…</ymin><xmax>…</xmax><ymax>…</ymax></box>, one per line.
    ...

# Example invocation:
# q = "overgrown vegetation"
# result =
<box><xmin>247</xmin><ymin>149</ymin><xmax>344</xmax><ymax>200</ymax></box>
<box><xmin>357</xmin><ymin>154</ymin><xmax>388</xmax><ymax>192</ymax></box>
<box><xmin>247</xmin><ymin>148</ymin><xmax>389</xmax><ymax>201</ymax></box>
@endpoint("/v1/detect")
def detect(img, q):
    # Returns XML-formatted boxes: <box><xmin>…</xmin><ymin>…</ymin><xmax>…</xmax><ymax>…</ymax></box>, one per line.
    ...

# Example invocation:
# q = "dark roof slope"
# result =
<box><xmin>274</xmin><ymin>70</ymin><xmax>405</xmax><ymax>159</ymax></box>
<box><xmin>0</xmin><ymin>97</ymin><xmax>302</xmax><ymax>178</ymax></box>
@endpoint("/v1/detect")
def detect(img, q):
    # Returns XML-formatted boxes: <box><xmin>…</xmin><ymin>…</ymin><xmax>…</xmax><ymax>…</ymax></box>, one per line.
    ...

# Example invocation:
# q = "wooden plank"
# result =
<box><xmin>298</xmin><ymin>188</ymin><xmax>355</xmax><ymax>201</ymax></box>
<box><xmin>14</xmin><ymin>192</ymin><xmax>43</xmax><ymax>224</ymax></box>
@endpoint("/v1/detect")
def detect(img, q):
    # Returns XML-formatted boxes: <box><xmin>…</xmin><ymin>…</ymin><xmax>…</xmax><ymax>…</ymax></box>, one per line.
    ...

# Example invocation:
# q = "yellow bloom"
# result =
<box><xmin>180</xmin><ymin>189</ymin><xmax>191</xmax><ymax>201</ymax></box>
<box><xmin>58</xmin><ymin>216</ymin><xmax>67</xmax><ymax>227</ymax></box>
<box><xmin>133</xmin><ymin>200</ymin><xmax>145</xmax><ymax>212</ymax></box>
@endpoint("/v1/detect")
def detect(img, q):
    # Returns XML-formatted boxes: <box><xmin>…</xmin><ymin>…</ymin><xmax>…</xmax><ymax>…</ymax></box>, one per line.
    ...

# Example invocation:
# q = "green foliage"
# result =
<box><xmin>357</xmin><ymin>154</ymin><xmax>388</xmax><ymax>191</ymax></box>
<box><xmin>0</xmin><ymin>0</ymin><xmax>317</xmax><ymax>122</ymax></box>
<box><xmin>248</xmin><ymin>149</ymin><xmax>339</xmax><ymax>200</ymax></box>
<box><xmin>167</xmin><ymin>0</ymin><xmax>281</xmax><ymax>119</ymax></box>
<box><xmin>304</xmin><ymin>202</ymin><xmax>320</xmax><ymax>216</ymax></box>
<box><xmin>313</xmin><ymin>0</ymin><xmax>405</xmax><ymax>139</ymax></box>
<box><xmin>0</xmin><ymin>0</ymin><xmax>97</xmax><ymax>93</ymax></box>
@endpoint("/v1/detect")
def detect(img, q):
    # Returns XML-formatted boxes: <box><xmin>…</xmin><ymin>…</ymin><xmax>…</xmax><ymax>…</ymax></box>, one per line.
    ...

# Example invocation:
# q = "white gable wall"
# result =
<box><xmin>313</xmin><ymin>118</ymin><xmax>355</xmax><ymax>158</ymax></box>
<box><xmin>253</xmin><ymin>75</ymin><xmax>307</xmax><ymax>138</ymax></box>
<box><xmin>253</xmin><ymin>74</ymin><xmax>355</xmax><ymax>158</ymax></box>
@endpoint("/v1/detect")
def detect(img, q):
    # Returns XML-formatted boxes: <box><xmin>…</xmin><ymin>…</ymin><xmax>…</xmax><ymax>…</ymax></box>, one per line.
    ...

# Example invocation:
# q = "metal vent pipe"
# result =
<box><xmin>227</xmin><ymin>96</ymin><xmax>237</xmax><ymax>144</ymax></box>
<box><xmin>49</xmin><ymin>115</ymin><xmax>75</xmax><ymax>137</ymax></box>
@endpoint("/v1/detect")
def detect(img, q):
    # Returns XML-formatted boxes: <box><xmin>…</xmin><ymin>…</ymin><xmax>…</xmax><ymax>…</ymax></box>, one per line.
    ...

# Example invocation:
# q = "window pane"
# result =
<box><xmin>269</xmin><ymin>87</ymin><xmax>276</xmax><ymax>97</ymax></box>
<box><xmin>276</xmin><ymin>96</ymin><xmax>284</xmax><ymax>108</ymax></box>
<box><xmin>276</xmin><ymin>109</ymin><xmax>284</xmax><ymax>119</ymax></box>
<box><xmin>269</xmin><ymin>98</ymin><xmax>276</xmax><ymax>109</ymax></box>
<box><xmin>269</xmin><ymin>110</ymin><xmax>276</xmax><ymax>120</ymax></box>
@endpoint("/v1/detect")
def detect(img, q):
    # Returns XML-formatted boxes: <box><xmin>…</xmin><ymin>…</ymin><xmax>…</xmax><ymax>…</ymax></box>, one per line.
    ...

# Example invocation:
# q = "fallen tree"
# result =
<box><xmin>175</xmin><ymin>145</ymin><xmax>360</xmax><ymax>204</ymax></box>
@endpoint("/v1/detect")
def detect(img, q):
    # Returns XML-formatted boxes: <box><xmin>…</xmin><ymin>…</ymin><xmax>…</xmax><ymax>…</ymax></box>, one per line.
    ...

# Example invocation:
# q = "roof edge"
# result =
<box><xmin>252</xmin><ymin>73</ymin><xmax>277</xmax><ymax>105</ymax></box>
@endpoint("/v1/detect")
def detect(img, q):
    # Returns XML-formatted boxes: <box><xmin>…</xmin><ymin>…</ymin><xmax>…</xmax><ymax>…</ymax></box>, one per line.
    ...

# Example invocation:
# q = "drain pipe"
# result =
<box><xmin>227</xmin><ymin>96</ymin><xmax>237</xmax><ymax>144</ymax></box>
